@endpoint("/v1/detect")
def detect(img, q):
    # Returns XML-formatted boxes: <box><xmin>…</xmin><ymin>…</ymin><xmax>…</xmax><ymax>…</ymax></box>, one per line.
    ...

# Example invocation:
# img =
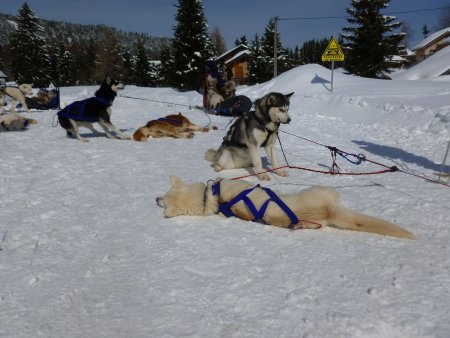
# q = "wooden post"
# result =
<box><xmin>273</xmin><ymin>17</ymin><xmax>279</xmax><ymax>78</ymax></box>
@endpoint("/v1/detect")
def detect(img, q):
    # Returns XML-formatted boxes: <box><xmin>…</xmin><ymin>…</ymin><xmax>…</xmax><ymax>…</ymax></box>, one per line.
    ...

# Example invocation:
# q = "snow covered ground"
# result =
<box><xmin>1</xmin><ymin>64</ymin><xmax>449</xmax><ymax>338</ymax></box>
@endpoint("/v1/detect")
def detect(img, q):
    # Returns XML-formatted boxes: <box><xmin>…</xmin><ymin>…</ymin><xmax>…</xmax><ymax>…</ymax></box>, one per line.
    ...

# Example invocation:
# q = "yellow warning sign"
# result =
<box><xmin>322</xmin><ymin>37</ymin><xmax>345</xmax><ymax>62</ymax></box>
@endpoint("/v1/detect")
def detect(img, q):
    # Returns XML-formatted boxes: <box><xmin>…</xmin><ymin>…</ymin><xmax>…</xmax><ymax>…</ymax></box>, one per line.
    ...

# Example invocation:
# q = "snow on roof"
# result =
<box><xmin>224</xmin><ymin>50</ymin><xmax>251</xmax><ymax>64</ymax></box>
<box><xmin>413</xmin><ymin>27</ymin><xmax>450</xmax><ymax>50</ymax></box>
<box><xmin>216</xmin><ymin>44</ymin><xmax>248</xmax><ymax>61</ymax></box>
<box><xmin>0</xmin><ymin>70</ymin><xmax>7</xmax><ymax>78</ymax></box>
<box><xmin>405</xmin><ymin>48</ymin><xmax>415</xmax><ymax>56</ymax></box>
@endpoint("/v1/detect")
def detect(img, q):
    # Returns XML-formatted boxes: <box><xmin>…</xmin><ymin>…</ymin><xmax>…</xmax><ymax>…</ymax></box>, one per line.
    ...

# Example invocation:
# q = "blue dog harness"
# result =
<box><xmin>157</xmin><ymin>117</ymin><xmax>183</xmax><ymax>125</ymax></box>
<box><xmin>57</xmin><ymin>96</ymin><xmax>110</xmax><ymax>122</ymax></box>
<box><xmin>212</xmin><ymin>182</ymin><xmax>299</xmax><ymax>228</ymax></box>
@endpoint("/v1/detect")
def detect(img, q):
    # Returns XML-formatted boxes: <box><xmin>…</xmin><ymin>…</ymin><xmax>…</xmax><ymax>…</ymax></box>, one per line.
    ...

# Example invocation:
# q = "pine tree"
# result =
<box><xmin>235</xmin><ymin>36</ymin><xmax>248</xmax><ymax>47</ymax></box>
<box><xmin>248</xmin><ymin>34</ymin><xmax>264</xmax><ymax>85</ymax></box>
<box><xmin>169</xmin><ymin>0</ymin><xmax>214</xmax><ymax>90</ymax></box>
<box><xmin>10</xmin><ymin>3</ymin><xmax>51</xmax><ymax>86</ymax></box>
<box><xmin>133</xmin><ymin>39</ymin><xmax>152</xmax><ymax>86</ymax></box>
<box><xmin>94</xmin><ymin>27</ymin><xmax>124</xmax><ymax>81</ymax></box>
<box><xmin>159</xmin><ymin>41</ymin><xmax>175</xmax><ymax>86</ymax></box>
<box><xmin>121</xmin><ymin>48</ymin><xmax>134</xmax><ymax>84</ymax></box>
<box><xmin>341</xmin><ymin>0</ymin><xmax>405</xmax><ymax>79</ymax></box>
<box><xmin>57</xmin><ymin>47</ymin><xmax>76</xmax><ymax>86</ymax></box>
<box><xmin>71</xmin><ymin>38</ymin><xmax>96</xmax><ymax>85</ymax></box>
<box><xmin>259</xmin><ymin>18</ymin><xmax>288</xmax><ymax>81</ymax></box>
<box><xmin>298</xmin><ymin>37</ymin><xmax>335</xmax><ymax>68</ymax></box>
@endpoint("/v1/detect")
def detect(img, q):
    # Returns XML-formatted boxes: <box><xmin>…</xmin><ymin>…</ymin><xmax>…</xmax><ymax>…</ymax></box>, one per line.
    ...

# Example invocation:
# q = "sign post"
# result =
<box><xmin>321</xmin><ymin>37</ymin><xmax>345</xmax><ymax>92</ymax></box>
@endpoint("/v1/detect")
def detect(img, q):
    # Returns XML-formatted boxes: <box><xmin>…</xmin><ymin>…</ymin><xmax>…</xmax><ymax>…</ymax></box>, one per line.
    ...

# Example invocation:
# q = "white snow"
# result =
<box><xmin>1</xmin><ymin>64</ymin><xmax>449</xmax><ymax>338</ymax></box>
<box><xmin>392</xmin><ymin>45</ymin><xmax>450</xmax><ymax>80</ymax></box>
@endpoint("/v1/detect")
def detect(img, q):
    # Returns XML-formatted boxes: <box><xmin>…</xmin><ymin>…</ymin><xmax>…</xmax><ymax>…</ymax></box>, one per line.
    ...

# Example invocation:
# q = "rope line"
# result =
<box><xmin>119</xmin><ymin>94</ymin><xmax>212</xmax><ymax>127</ymax></box>
<box><xmin>229</xmin><ymin>165</ymin><xmax>396</xmax><ymax>181</ymax></box>
<box><xmin>278</xmin><ymin>130</ymin><xmax>450</xmax><ymax>188</ymax></box>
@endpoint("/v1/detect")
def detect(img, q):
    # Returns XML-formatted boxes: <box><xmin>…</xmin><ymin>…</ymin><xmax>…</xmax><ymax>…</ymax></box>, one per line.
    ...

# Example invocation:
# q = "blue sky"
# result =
<box><xmin>2</xmin><ymin>0</ymin><xmax>449</xmax><ymax>49</ymax></box>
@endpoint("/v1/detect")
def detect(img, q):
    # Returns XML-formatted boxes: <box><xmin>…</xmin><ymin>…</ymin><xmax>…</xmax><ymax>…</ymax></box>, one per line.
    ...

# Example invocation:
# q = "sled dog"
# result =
<box><xmin>0</xmin><ymin>84</ymin><xmax>33</xmax><ymax>114</ymax></box>
<box><xmin>133</xmin><ymin>113</ymin><xmax>218</xmax><ymax>142</ymax></box>
<box><xmin>57</xmin><ymin>75</ymin><xmax>130</xmax><ymax>142</ymax></box>
<box><xmin>205</xmin><ymin>75</ymin><xmax>236</xmax><ymax>110</ymax></box>
<box><xmin>156</xmin><ymin>176</ymin><xmax>415</xmax><ymax>239</ymax></box>
<box><xmin>205</xmin><ymin>92</ymin><xmax>294</xmax><ymax>180</ymax></box>
<box><xmin>0</xmin><ymin>112</ymin><xmax>38</xmax><ymax>132</ymax></box>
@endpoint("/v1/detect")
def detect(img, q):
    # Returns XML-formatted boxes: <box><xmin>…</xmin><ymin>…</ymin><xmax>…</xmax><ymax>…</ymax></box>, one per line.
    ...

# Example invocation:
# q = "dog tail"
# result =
<box><xmin>328</xmin><ymin>206</ymin><xmax>415</xmax><ymax>239</ymax></box>
<box><xmin>133</xmin><ymin>128</ymin><xmax>148</xmax><ymax>142</ymax></box>
<box><xmin>26</xmin><ymin>118</ymin><xmax>38</xmax><ymax>125</ymax></box>
<box><xmin>205</xmin><ymin>149</ymin><xmax>218</xmax><ymax>163</ymax></box>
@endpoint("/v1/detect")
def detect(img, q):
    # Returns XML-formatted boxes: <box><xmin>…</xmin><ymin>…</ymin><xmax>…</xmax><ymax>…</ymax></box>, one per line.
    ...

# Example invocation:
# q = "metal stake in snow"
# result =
<box><xmin>437</xmin><ymin>140</ymin><xmax>450</xmax><ymax>184</ymax></box>
<box><xmin>322</xmin><ymin>36</ymin><xmax>345</xmax><ymax>92</ymax></box>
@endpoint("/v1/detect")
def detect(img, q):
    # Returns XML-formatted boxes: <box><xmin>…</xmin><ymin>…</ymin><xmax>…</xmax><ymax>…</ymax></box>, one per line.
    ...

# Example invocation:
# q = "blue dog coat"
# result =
<box><xmin>57</xmin><ymin>96</ymin><xmax>110</xmax><ymax>122</ymax></box>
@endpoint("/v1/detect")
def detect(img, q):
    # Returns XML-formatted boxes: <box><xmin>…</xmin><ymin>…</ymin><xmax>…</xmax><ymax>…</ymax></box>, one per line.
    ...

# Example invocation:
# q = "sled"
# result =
<box><xmin>203</xmin><ymin>60</ymin><xmax>253</xmax><ymax>116</ymax></box>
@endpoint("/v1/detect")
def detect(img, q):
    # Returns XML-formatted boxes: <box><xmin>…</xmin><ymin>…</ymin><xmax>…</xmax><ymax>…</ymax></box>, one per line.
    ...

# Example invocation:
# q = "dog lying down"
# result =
<box><xmin>156</xmin><ymin>176</ymin><xmax>415</xmax><ymax>239</ymax></box>
<box><xmin>133</xmin><ymin>113</ymin><xmax>217</xmax><ymax>142</ymax></box>
<box><xmin>0</xmin><ymin>113</ymin><xmax>38</xmax><ymax>132</ymax></box>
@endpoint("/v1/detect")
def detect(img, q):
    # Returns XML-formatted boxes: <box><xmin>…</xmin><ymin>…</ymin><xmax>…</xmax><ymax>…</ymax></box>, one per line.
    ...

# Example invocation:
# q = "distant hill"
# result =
<box><xmin>0</xmin><ymin>12</ymin><xmax>169</xmax><ymax>59</ymax></box>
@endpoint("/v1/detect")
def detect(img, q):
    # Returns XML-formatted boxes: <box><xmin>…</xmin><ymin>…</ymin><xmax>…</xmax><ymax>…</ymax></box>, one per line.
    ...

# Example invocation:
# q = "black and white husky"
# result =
<box><xmin>57</xmin><ymin>75</ymin><xmax>130</xmax><ymax>142</ymax></box>
<box><xmin>205</xmin><ymin>92</ymin><xmax>294</xmax><ymax>180</ymax></box>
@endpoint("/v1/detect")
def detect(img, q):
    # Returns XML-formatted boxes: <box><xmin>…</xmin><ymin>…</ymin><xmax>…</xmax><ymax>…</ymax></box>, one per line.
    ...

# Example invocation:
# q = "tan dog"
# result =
<box><xmin>133</xmin><ymin>113</ymin><xmax>218</xmax><ymax>142</ymax></box>
<box><xmin>32</xmin><ymin>89</ymin><xmax>56</xmax><ymax>105</ymax></box>
<box><xmin>205</xmin><ymin>75</ymin><xmax>236</xmax><ymax>110</ymax></box>
<box><xmin>0</xmin><ymin>84</ymin><xmax>33</xmax><ymax>114</ymax></box>
<box><xmin>0</xmin><ymin>112</ymin><xmax>38</xmax><ymax>131</ymax></box>
<box><xmin>156</xmin><ymin>176</ymin><xmax>415</xmax><ymax>239</ymax></box>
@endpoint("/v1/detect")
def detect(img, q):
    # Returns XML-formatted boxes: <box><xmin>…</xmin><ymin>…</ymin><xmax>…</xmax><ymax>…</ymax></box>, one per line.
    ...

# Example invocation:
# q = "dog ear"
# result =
<box><xmin>104</xmin><ymin>73</ymin><xmax>111</xmax><ymax>84</ymax></box>
<box><xmin>285</xmin><ymin>92</ymin><xmax>294</xmax><ymax>98</ymax></box>
<box><xmin>169</xmin><ymin>175</ymin><xmax>184</xmax><ymax>188</ymax></box>
<box><xmin>266</xmin><ymin>94</ymin><xmax>276</xmax><ymax>106</ymax></box>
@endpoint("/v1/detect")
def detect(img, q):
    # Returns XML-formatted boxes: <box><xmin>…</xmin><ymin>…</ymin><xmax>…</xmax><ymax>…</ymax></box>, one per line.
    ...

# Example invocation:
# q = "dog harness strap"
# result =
<box><xmin>258</xmin><ymin>187</ymin><xmax>299</xmax><ymax>227</ymax></box>
<box><xmin>157</xmin><ymin>117</ymin><xmax>183</xmax><ymax>125</ymax></box>
<box><xmin>213</xmin><ymin>182</ymin><xmax>299</xmax><ymax>227</ymax></box>
<box><xmin>218</xmin><ymin>187</ymin><xmax>257</xmax><ymax>218</ymax></box>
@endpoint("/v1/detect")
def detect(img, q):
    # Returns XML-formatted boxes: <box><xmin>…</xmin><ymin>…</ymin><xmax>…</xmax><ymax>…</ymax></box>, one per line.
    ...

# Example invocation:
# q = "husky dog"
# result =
<box><xmin>205</xmin><ymin>92</ymin><xmax>294</xmax><ymax>180</ymax></box>
<box><xmin>156</xmin><ymin>176</ymin><xmax>415</xmax><ymax>239</ymax></box>
<box><xmin>0</xmin><ymin>84</ymin><xmax>33</xmax><ymax>114</ymax></box>
<box><xmin>0</xmin><ymin>112</ymin><xmax>38</xmax><ymax>131</ymax></box>
<box><xmin>57</xmin><ymin>75</ymin><xmax>130</xmax><ymax>142</ymax></box>
<box><xmin>133</xmin><ymin>112</ymin><xmax>218</xmax><ymax>142</ymax></box>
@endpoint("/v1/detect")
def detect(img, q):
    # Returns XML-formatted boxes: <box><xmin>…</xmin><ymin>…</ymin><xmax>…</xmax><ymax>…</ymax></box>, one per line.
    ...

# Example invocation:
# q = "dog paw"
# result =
<box><xmin>275</xmin><ymin>169</ymin><xmax>289</xmax><ymax>177</ymax></box>
<box><xmin>213</xmin><ymin>164</ymin><xmax>223</xmax><ymax>172</ymax></box>
<box><xmin>258</xmin><ymin>173</ymin><xmax>271</xmax><ymax>181</ymax></box>
<box><xmin>80</xmin><ymin>138</ymin><xmax>90</xmax><ymax>143</ymax></box>
<box><xmin>187</xmin><ymin>132</ymin><xmax>195</xmax><ymax>139</ymax></box>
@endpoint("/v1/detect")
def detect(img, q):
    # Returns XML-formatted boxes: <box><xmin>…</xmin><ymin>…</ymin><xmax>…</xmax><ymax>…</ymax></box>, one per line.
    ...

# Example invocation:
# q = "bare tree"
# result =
<box><xmin>437</xmin><ymin>5</ymin><xmax>450</xmax><ymax>30</ymax></box>
<box><xmin>209</xmin><ymin>26</ymin><xmax>227</xmax><ymax>56</ymax></box>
